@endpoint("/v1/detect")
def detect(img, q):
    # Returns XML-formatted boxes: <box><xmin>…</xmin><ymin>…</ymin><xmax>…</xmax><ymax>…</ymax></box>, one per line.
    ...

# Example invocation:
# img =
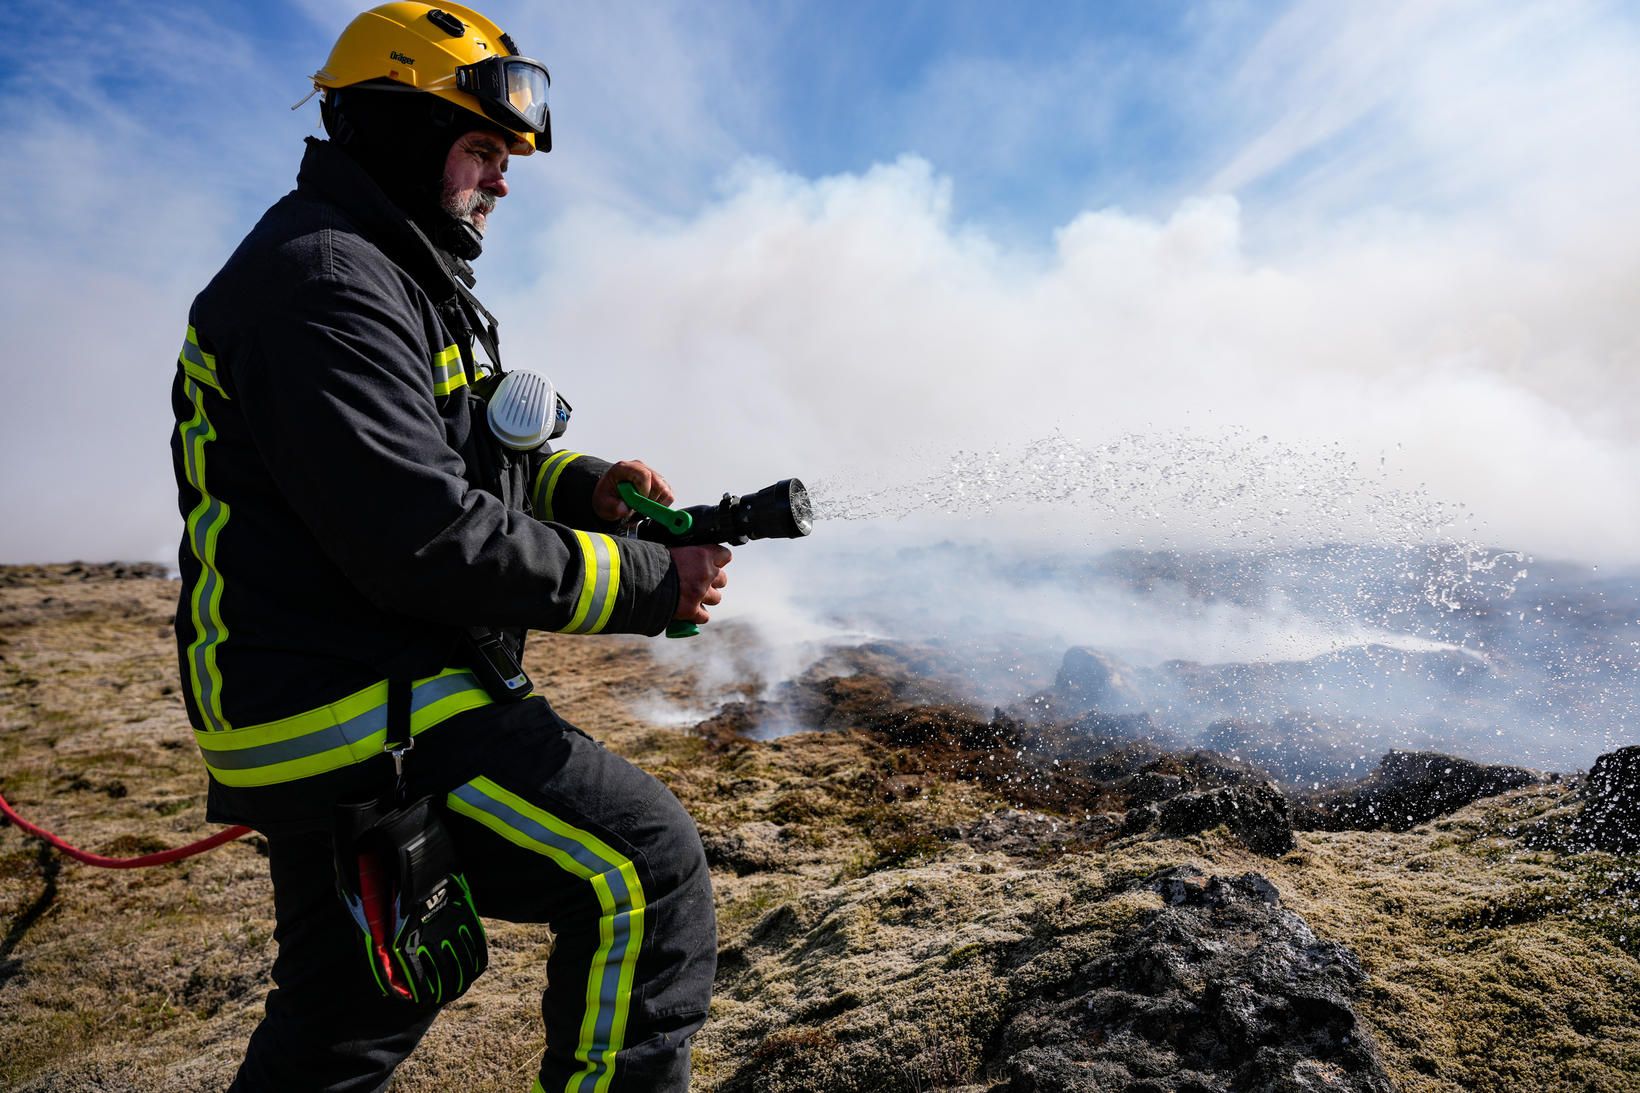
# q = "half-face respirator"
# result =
<box><xmin>477</xmin><ymin>369</ymin><xmax>571</xmax><ymax>451</ymax></box>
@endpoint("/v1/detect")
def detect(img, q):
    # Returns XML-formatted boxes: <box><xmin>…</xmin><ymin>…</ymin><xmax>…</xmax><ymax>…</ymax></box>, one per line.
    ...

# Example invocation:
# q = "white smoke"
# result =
<box><xmin>502</xmin><ymin>156</ymin><xmax>1637</xmax><ymax>563</ymax></box>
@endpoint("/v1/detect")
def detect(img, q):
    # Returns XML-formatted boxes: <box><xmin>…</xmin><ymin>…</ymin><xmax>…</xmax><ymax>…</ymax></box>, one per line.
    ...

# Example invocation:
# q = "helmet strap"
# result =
<box><xmin>435</xmin><ymin>218</ymin><xmax>485</xmax><ymax>263</ymax></box>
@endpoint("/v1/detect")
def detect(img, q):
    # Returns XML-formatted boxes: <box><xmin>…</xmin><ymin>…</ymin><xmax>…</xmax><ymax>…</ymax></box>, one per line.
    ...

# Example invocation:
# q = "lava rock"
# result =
<box><xmin>64</xmin><ymin>560</ymin><xmax>169</xmax><ymax>582</ymax></box>
<box><xmin>1110</xmin><ymin>750</ymin><xmax>1276</xmax><ymax>803</ymax></box>
<box><xmin>1123</xmin><ymin>771</ymin><xmax>1186</xmax><ymax>805</ymax></box>
<box><xmin>1064</xmin><ymin>710</ymin><xmax>1180</xmax><ymax>751</ymax></box>
<box><xmin>1054</xmin><ymin>646</ymin><xmax>1147</xmax><ymax>713</ymax></box>
<box><xmin>995</xmin><ymin>867</ymin><xmax>1391</xmax><ymax>1093</ymax></box>
<box><xmin>961</xmin><ymin>809</ymin><xmax>1121</xmax><ymax>855</ymax></box>
<box><xmin>1121</xmin><ymin>804</ymin><xmax>1159</xmax><ymax>836</ymax></box>
<box><xmin>1155</xmin><ymin>783</ymin><xmax>1297</xmax><ymax>857</ymax></box>
<box><xmin>880</xmin><ymin>773</ymin><xmax>925</xmax><ymax>802</ymax></box>
<box><xmin>1201</xmin><ymin>715</ymin><xmax>1372</xmax><ymax>788</ymax></box>
<box><xmin>694</xmin><ymin>701</ymin><xmax>767</xmax><ymax>749</ymax></box>
<box><xmin>1295</xmin><ymin>750</ymin><xmax>1540</xmax><ymax>833</ymax></box>
<box><xmin>1569</xmin><ymin>745</ymin><xmax>1640</xmax><ymax>853</ymax></box>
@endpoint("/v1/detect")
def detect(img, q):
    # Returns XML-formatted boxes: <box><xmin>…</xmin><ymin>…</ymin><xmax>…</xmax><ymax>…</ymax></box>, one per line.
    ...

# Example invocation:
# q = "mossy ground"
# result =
<box><xmin>2</xmin><ymin>567</ymin><xmax>1636</xmax><ymax>1091</ymax></box>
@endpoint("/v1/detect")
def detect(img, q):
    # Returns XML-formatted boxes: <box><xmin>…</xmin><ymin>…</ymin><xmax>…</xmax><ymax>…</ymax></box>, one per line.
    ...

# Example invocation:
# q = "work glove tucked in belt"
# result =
<box><xmin>334</xmin><ymin>795</ymin><xmax>488</xmax><ymax>1006</ymax></box>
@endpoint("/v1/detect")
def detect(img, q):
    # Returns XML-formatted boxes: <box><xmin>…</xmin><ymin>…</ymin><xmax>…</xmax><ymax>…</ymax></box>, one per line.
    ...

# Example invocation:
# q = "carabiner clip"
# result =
<box><xmin>385</xmin><ymin>738</ymin><xmax>416</xmax><ymax>787</ymax></box>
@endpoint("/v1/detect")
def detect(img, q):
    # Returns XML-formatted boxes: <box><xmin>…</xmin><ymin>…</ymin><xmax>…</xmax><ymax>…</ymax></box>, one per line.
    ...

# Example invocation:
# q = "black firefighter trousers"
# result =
<box><xmin>229</xmin><ymin>697</ymin><xmax>717</xmax><ymax>1093</ymax></box>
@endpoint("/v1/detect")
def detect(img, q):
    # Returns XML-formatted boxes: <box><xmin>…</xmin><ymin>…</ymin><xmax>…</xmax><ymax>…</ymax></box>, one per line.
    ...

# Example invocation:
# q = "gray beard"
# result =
<box><xmin>442</xmin><ymin>187</ymin><xmax>496</xmax><ymax>235</ymax></box>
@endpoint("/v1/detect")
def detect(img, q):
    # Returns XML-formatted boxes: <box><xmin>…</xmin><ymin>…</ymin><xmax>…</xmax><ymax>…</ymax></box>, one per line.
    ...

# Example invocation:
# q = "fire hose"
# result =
<box><xmin>0</xmin><ymin>786</ymin><xmax>251</xmax><ymax>868</ymax></box>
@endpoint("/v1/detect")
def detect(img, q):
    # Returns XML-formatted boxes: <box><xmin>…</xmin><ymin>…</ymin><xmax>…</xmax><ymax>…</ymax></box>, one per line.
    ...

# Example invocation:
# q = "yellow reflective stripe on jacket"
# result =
<box><xmin>179</xmin><ymin>325</ymin><xmax>228</xmax><ymax>399</ymax></box>
<box><xmin>531</xmin><ymin>450</ymin><xmax>583</xmax><ymax>522</ymax></box>
<box><xmin>179</xmin><ymin>376</ymin><xmax>231</xmax><ymax>732</ymax></box>
<box><xmin>559</xmin><ymin>531</ymin><xmax>620</xmax><ymax>635</ymax></box>
<box><xmin>195</xmin><ymin>668</ymin><xmax>492</xmax><ymax>788</ymax></box>
<box><xmin>432</xmin><ymin>343</ymin><xmax>467</xmax><ymax>396</ymax></box>
<box><xmin>446</xmin><ymin>777</ymin><xmax>646</xmax><ymax>1093</ymax></box>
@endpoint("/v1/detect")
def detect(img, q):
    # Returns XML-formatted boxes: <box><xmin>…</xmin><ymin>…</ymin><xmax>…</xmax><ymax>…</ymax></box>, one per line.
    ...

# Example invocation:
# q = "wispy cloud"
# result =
<box><xmin>1207</xmin><ymin>0</ymin><xmax>1640</xmax><ymax>224</ymax></box>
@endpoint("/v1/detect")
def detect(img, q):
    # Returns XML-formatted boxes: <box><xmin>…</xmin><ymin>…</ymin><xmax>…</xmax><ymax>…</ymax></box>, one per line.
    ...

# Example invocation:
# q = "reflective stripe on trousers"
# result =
<box><xmin>447</xmin><ymin>776</ymin><xmax>647</xmax><ymax>1093</ymax></box>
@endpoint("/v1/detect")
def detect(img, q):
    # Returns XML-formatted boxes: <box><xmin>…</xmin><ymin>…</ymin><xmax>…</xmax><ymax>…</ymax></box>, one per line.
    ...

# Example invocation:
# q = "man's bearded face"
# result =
<box><xmin>441</xmin><ymin>130</ymin><xmax>510</xmax><ymax>236</ymax></box>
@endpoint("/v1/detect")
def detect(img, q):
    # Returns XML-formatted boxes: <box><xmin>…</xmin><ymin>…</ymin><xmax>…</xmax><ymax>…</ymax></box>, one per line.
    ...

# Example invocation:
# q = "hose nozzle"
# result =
<box><xmin>618</xmin><ymin>477</ymin><xmax>813</xmax><ymax>639</ymax></box>
<box><xmin>631</xmin><ymin>478</ymin><xmax>813</xmax><ymax>548</ymax></box>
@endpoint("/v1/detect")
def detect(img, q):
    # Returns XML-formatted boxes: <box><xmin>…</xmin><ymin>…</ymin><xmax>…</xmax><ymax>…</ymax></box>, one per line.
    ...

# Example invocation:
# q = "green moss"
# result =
<box><xmin>943</xmin><ymin>941</ymin><xmax>986</xmax><ymax>969</ymax></box>
<box><xmin>0</xmin><ymin>1010</ymin><xmax>100</xmax><ymax>1089</ymax></box>
<box><xmin>719</xmin><ymin>881</ymin><xmax>802</xmax><ymax>939</ymax></box>
<box><xmin>766</xmin><ymin>789</ymin><xmax>830</xmax><ymax>825</ymax></box>
<box><xmin>868</xmin><ymin>827</ymin><xmax>947</xmax><ymax>872</ymax></box>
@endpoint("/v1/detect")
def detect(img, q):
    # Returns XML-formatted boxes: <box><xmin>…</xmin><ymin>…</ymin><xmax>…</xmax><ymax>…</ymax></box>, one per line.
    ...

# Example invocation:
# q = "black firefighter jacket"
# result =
<box><xmin>170</xmin><ymin>138</ymin><xmax>678</xmax><ymax>832</ymax></box>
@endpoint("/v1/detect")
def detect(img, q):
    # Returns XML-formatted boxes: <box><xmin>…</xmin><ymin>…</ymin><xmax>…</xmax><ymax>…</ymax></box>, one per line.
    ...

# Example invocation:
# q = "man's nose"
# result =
<box><xmin>483</xmin><ymin>170</ymin><xmax>508</xmax><ymax>199</ymax></box>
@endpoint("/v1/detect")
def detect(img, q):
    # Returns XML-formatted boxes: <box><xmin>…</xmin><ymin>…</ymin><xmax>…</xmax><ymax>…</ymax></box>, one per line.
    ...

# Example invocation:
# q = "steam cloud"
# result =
<box><xmin>505</xmin><ymin>158</ymin><xmax>1637</xmax><ymax>564</ymax></box>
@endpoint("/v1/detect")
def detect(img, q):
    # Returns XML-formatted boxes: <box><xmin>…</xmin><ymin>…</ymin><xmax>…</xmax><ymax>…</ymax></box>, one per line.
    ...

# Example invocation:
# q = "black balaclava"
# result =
<box><xmin>321</xmin><ymin>83</ymin><xmax>504</xmax><ymax>262</ymax></box>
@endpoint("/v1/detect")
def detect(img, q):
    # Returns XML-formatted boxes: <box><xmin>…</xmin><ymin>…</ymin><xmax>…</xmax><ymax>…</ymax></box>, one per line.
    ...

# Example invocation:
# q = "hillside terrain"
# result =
<box><xmin>2</xmin><ymin>564</ymin><xmax>1637</xmax><ymax>1091</ymax></box>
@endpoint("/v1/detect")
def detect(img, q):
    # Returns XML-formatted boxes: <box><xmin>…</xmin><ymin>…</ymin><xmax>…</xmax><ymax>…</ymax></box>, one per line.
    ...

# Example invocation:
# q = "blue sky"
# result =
<box><xmin>717</xmin><ymin>2</ymin><xmax>1251</xmax><ymax>228</ymax></box>
<box><xmin>0</xmin><ymin>1</ymin><xmax>1354</xmax><ymax>241</ymax></box>
<box><xmin>3</xmin><ymin>1</ymin><xmax>1639</xmax><ymax>564</ymax></box>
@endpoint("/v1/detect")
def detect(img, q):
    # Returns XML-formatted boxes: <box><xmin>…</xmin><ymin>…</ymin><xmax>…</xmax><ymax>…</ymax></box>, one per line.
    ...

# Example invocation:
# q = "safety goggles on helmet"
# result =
<box><xmin>453</xmin><ymin>55</ymin><xmax>550</xmax><ymax>141</ymax></box>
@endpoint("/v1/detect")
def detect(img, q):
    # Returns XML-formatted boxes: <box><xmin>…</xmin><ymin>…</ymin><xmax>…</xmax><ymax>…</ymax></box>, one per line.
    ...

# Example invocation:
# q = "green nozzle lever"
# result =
<box><xmin>617</xmin><ymin>482</ymin><xmax>693</xmax><ymax>536</ymax></box>
<box><xmin>617</xmin><ymin>482</ymin><xmax>699</xmax><ymax>638</ymax></box>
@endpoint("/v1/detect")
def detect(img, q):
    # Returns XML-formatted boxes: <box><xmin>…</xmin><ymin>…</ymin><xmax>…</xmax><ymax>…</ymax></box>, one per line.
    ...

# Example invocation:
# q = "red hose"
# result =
<box><xmin>0</xmin><ymin>786</ymin><xmax>252</xmax><ymax>868</ymax></box>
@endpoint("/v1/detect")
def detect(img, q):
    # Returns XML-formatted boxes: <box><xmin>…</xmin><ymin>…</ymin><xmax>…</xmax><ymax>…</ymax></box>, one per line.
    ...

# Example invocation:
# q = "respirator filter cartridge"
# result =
<box><xmin>484</xmin><ymin>370</ymin><xmax>564</xmax><ymax>451</ymax></box>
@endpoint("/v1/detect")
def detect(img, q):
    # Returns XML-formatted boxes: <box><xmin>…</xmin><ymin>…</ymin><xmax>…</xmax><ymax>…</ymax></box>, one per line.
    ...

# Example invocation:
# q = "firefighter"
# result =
<box><xmin>169</xmin><ymin>4</ymin><xmax>726</xmax><ymax>1089</ymax></box>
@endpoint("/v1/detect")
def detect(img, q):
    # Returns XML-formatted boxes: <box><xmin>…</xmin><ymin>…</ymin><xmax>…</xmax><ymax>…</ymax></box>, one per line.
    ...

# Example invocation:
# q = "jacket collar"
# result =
<box><xmin>295</xmin><ymin>137</ymin><xmax>464</xmax><ymax>304</ymax></box>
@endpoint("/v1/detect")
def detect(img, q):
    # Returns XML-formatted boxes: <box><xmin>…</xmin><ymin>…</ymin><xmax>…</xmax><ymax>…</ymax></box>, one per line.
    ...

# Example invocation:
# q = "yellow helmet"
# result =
<box><xmin>313</xmin><ymin>2</ymin><xmax>550</xmax><ymax>155</ymax></box>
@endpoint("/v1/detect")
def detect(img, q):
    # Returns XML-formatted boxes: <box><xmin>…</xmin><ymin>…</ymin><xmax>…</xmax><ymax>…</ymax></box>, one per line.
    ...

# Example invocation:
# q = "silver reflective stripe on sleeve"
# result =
<box><xmin>559</xmin><ymin>531</ymin><xmax>621</xmax><ymax>635</ymax></box>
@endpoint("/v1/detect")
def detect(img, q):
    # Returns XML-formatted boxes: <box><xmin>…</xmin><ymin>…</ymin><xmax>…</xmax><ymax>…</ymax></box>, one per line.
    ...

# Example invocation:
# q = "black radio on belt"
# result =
<box><xmin>464</xmin><ymin>627</ymin><xmax>532</xmax><ymax>702</ymax></box>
